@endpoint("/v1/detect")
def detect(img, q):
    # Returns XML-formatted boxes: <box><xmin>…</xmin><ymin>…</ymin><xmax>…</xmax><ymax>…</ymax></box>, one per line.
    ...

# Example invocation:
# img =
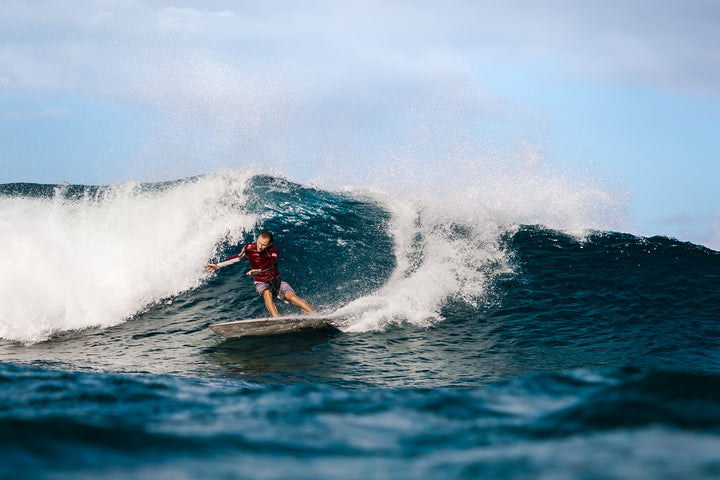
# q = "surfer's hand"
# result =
<box><xmin>246</xmin><ymin>269</ymin><xmax>259</xmax><ymax>276</ymax></box>
<box><xmin>204</xmin><ymin>264</ymin><xmax>220</xmax><ymax>272</ymax></box>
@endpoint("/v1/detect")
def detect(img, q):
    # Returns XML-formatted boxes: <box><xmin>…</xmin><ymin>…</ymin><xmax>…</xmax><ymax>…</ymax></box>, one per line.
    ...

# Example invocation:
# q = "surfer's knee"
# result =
<box><xmin>261</xmin><ymin>289</ymin><xmax>274</xmax><ymax>303</ymax></box>
<box><xmin>285</xmin><ymin>292</ymin><xmax>304</xmax><ymax>305</ymax></box>
<box><xmin>286</xmin><ymin>293</ymin><xmax>314</xmax><ymax>313</ymax></box>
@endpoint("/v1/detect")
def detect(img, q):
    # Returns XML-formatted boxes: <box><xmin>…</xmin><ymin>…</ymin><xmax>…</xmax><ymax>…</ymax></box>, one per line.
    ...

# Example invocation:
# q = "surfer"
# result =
<box><xmin>204</xmin><ymin>231</ymin><xmax>315</xmax><ymax>317</ymax></box>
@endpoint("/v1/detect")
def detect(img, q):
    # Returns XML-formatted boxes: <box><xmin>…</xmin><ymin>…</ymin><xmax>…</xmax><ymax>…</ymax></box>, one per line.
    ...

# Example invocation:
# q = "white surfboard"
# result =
<box><xmin>209</xmin><ymin>315</ymin><xmax>340</xmax><ymax>338</ymax></box>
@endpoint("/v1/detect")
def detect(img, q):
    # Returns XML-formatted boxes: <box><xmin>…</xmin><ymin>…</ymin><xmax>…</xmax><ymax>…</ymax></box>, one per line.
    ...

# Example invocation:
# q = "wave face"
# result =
<box><xmin>1</xmin><ymin>172</ymin><xmax>720</xmax><ymax>479</ymax></box>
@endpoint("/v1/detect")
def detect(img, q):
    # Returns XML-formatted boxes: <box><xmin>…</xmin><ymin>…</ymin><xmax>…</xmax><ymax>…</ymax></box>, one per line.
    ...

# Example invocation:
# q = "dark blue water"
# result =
<box><xmin>2</xmin><ymin>174</ymin><xmax>720</xmax><ymax>479</ymax></box>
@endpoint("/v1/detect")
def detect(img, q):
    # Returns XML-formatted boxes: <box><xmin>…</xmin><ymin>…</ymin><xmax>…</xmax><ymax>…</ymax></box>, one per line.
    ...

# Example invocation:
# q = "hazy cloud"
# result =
<box><xmin>3</xmin><ymin>0</ymin><xmax>719</xmax><ymax>100</ymax></box>
<box><xmin>2</xmin><ymin>0</ymin><xmax>718</xmax><ymax>183</ymax></box>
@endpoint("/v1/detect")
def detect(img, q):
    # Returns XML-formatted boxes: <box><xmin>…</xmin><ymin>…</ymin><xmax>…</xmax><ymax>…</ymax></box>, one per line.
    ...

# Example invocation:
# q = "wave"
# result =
<box><xmin>1</xmin><ymin>169</ymin><xmax>713</xmax><ymax>345</ymax></box>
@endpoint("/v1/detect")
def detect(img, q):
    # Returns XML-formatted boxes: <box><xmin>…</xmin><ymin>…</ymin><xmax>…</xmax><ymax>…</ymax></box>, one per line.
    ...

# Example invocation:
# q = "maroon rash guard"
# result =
<box><xmin>216</xmin><ymin>243</ymin><xmax>280</xmax><ymax>283</ymax></box>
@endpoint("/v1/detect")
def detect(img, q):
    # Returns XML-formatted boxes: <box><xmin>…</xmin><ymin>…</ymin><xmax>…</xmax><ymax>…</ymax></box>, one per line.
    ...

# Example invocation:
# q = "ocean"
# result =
<box><xmin>1</xmin><ymin>171</ymin><xmax>719</xmax><ymax>479</ymax></box>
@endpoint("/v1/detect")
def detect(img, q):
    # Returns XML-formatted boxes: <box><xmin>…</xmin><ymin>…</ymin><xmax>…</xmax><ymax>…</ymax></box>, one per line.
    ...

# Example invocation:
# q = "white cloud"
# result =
<box><xmin>1</xmin><ymin>2</ymin><xmax>717</xmax><ymax>175</ymax></box>
<box><xmin>3</xmin><ymin>0</ymin><xmax>719</xmax><ymax>101</ymax></box>
<box><xmin>3</xmin><ymin>0</ymin><xmax>718</xmax><ymax>149</ymax></box>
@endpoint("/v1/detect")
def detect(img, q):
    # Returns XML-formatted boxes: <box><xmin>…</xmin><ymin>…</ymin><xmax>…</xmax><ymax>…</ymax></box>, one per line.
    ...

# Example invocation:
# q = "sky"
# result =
<box><xmin>1</xmin><ymin>0</ymin><xmax>719</xmax><ymax>249</ymax></box>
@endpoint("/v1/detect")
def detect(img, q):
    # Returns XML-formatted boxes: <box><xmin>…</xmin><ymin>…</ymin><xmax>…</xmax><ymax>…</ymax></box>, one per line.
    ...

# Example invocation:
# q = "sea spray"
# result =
<box><xmin>335</xmin><ymin>151</ymin><xmax>629</xmax><ymax>332</ymax></box>
<box><xmin>0</xmin><ymin>171</ymin><xmax>256</xmax><ymax>343</ymax></box>
<box><xmin>336</xmin><ymin>192</ymin><xmax>513</xmax><ymax>331</ymax></box>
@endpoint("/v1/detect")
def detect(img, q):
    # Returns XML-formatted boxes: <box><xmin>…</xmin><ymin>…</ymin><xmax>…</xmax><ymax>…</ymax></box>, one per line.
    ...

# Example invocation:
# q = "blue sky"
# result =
<box><xmin>1</xmin><ymin>1</ymin><xmax>718</xmax><ymax>248</ymax></box>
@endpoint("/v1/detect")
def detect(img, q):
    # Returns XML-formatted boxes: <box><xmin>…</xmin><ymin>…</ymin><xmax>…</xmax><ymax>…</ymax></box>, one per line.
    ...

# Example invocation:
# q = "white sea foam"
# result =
<box><xmin>335</xmin><ymin>190</ymin><xmax>511</xmax><ymax>332</ymax></box>
<box><xmin>335</xmin><ymin>153</ymin><xmax>630</xmax><ymax>332</ymax></box>
<box><xmin>1</xmin><ymin>157</ymin><xmax>630</xmax><ymax>341</ymax></box>
<box><xmin>0</xmin><ymin>171</ymin><xmax>256</xmax><ymax>343</ymax></box>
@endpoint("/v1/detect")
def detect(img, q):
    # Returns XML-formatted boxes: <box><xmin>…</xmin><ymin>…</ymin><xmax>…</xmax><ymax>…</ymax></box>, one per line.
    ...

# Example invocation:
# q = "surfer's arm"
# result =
<box><xmin>204</xmin><ymin>248</ymin><xmax>247</xmax><ymax>272</ymax></box>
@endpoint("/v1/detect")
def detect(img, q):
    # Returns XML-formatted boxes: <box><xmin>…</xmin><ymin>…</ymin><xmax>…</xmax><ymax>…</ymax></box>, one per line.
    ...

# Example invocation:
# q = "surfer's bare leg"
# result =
<box><xmin>261</xmin><ymin>289</ymin><xmax>280</xmax><ymax>317</ymax></box>
<box><xmin>284</xmin><ymin>292</ymin><xmax>315</xmax><ymax>314</ymax></box>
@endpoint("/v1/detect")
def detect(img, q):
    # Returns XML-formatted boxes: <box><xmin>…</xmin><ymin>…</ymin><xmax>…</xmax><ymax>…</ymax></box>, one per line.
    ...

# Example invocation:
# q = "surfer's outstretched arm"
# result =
<box><xmin>204</xmin><ymin>248</ymin><xmax>247</xmax><ymax>272</ymax></box>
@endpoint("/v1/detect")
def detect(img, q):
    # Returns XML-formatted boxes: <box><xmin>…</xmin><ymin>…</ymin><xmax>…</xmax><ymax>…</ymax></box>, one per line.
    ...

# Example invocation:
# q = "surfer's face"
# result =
<box><xmin>256</xmin><ymin>237</ymin><xmax>272</xmax><ymax>253</ymax></box>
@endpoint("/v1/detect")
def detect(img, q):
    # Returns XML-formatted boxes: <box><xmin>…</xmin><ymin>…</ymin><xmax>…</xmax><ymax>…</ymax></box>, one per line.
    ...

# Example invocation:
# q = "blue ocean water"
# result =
<box><xmin>1</xmin><ymin>173</ymin><xmax>719</xmax><ymax>479</ymax></box>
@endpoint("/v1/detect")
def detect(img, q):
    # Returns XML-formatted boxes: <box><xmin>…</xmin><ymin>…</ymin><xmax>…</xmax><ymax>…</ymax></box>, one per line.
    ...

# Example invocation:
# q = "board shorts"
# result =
<box><xmin>254</xmin><ymin>277</ymin><xmax>294</xmax><ymax>300</ymax></box>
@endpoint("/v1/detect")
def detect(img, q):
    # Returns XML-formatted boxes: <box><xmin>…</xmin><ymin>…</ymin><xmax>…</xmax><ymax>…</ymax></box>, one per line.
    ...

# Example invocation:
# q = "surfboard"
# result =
<box><xmin>208</xmin><ymin>315</ymin><xmax>340</xmax><ymax>338</ymax></box>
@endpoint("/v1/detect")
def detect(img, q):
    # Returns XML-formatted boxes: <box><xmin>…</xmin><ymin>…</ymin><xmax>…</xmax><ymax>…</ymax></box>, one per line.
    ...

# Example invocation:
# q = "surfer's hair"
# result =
<box><xmin>258</xmin><ymin>231</ymin><xmax>274</xmax><ymax>244</ymax></box>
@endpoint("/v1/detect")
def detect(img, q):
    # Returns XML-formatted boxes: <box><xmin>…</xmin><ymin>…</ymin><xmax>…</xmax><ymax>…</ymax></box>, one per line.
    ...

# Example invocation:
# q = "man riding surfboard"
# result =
<box><xmin>204</xmin><ymin>231</ymin><xmax>315</xmax><ymax>317</ymax></box>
